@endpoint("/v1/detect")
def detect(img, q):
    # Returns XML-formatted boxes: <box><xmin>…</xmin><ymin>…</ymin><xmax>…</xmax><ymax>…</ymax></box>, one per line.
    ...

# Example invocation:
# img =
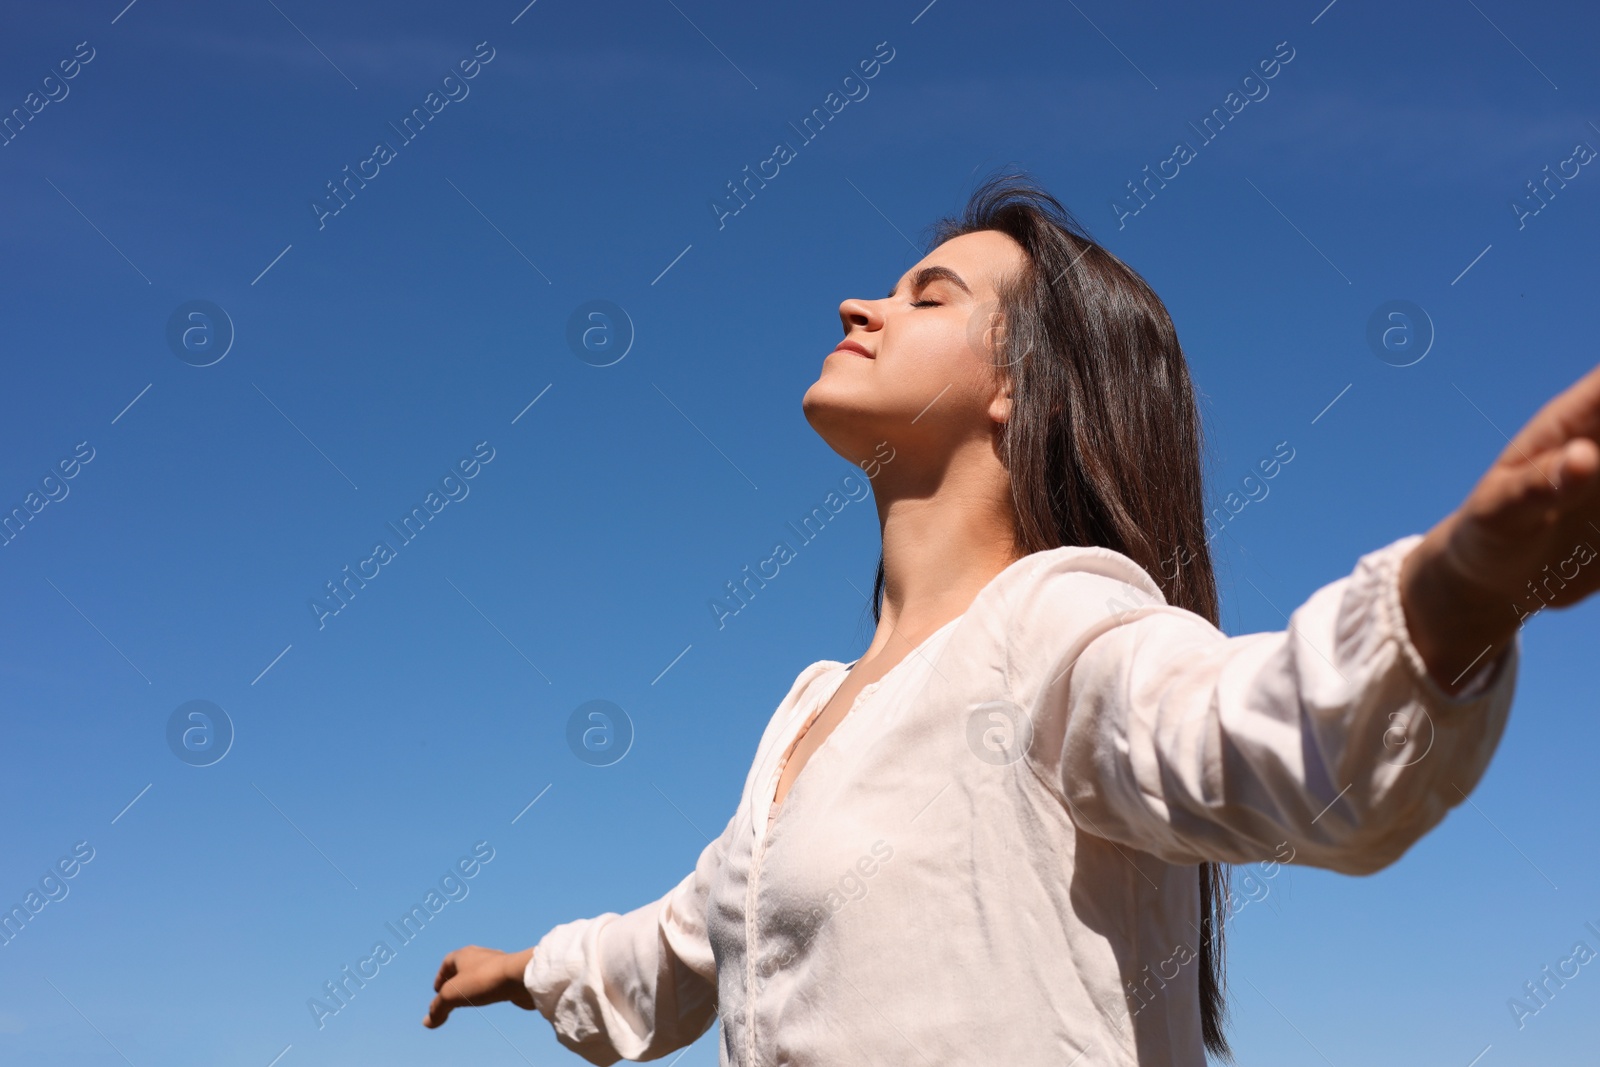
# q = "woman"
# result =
<box><xmin>422</xmin><ymin>175</ymin><xmax>1600</xmax><ymax>1064</ymax></box>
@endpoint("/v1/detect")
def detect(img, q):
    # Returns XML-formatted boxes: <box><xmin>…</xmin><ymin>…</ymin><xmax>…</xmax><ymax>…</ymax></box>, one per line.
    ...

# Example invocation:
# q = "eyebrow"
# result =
<box><xmin>885</xmin><ymin>265</ymin><xmax>972</xmax><ymax>299</ymax></box>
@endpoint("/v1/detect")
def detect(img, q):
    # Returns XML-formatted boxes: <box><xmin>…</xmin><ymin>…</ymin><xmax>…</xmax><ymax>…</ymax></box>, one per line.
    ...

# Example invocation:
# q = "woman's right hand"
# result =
<box><xmin>423</xmin><ymin>944</ymin><xmax>536</xmax><ymax>1028</ymax></box>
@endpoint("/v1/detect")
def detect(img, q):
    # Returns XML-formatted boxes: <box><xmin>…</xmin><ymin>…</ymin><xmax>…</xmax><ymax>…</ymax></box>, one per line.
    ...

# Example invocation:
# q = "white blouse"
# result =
<box><xmin>523</xmin><ymin>533</ymin><xmax>1519</xmax><ymax>1066</ymax></box>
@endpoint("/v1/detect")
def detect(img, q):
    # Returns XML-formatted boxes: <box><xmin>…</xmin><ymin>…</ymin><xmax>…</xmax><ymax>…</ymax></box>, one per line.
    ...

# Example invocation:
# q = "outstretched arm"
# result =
<box><xmin>1018</xmin><ymin>363</ymin><xmax>1599</xmax><ymax>873</ymax></box>
<box><xmin>1400</xmin><ymin>360</ymin><xmax>1600</xmax><ymax>691</ymax></box>
<box><xmin>424</xmin><ymin>811</ymin><xmax>733</xmax><ymax>1064</ymax></box>
<box><xmin>1026</xmin><ymin>535</ymin><xmax>1520</xmax><ymax>875</ymax></box>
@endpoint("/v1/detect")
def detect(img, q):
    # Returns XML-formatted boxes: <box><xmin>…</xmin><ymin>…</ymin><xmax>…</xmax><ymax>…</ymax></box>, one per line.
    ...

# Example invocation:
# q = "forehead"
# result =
<box><xmin>896</xmin><ymin>229</ymin><xmax>1024</xmax><ymax>297</ymax></box>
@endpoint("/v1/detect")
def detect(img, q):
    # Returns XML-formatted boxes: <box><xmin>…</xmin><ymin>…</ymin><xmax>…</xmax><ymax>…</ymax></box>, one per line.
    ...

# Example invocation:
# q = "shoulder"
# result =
<box><xmin>973</xmin><ymin>543</ymin><xmax>1172</xmax><ymax>635</ymax></box>
<box><xmin>969</xmin><ymin>544</ymin><xmax>1214</xmax><ymax>698</ymax></box>
<box><xmin>985</xmin><ymin>544</ymin><xmax>1169</xmax><ymax>610</ymax></box>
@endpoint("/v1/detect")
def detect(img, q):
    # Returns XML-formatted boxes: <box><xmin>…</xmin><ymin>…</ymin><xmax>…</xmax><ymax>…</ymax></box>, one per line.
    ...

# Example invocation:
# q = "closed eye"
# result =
<box><xmin>910</xmin><ymin>299</ymin><xmax>941</xmax><ymax>308</ymax></box>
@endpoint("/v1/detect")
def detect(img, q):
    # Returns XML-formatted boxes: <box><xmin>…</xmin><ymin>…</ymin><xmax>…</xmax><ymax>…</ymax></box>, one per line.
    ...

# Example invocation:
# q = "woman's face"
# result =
<box><xmin>802</xmin><ymin>229</ymin><xmax>1026</xmax><ymax>468</ymax></box>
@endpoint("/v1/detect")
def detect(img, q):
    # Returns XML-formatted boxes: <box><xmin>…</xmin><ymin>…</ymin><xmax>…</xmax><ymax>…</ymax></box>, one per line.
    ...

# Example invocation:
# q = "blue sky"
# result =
<box><xmin>1</xmin><ymin>0</ymin><xmax>1597</xmax><ymax>1063</ymax></box>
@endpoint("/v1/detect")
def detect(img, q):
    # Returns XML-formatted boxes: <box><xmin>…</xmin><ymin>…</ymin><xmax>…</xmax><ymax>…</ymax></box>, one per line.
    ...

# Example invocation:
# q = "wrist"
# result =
<box><xmin>1399</xmin><ymin>523</ymin><xmax>1518</xmax><ymax>694</ymax></box>
<box><xmin>503</xmin><ymin>947</ymin><xmax>535</xmax><ymax>986</ymax></box>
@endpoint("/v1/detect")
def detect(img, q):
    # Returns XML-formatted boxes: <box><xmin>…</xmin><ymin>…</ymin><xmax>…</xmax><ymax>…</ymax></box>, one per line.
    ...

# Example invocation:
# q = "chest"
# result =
<box><xmin>703</xmin><ymin>639</ymin><xmax>1061</xmax><ymax>1005</ymax></box>
<box><xmin>770</xmin><ymin>670</ymin><xmax>875</xmax><ymax>810</ymax></box>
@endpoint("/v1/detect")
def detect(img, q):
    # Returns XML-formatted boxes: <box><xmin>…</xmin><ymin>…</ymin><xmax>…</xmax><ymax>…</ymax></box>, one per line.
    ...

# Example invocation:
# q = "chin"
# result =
<box><xmin>802</xmin><ymin>385</ymin><xmax>875</xmax><ymax>458</ymax></box>
<box><xmin>800</xmin><ymin>377</ymin><xmax>839</xmax><ymax>422</ymax></box>
<box><xmin>806</xmin><ymin>382</ymin><xmax>857</xmax><ymax>435</ymax></box>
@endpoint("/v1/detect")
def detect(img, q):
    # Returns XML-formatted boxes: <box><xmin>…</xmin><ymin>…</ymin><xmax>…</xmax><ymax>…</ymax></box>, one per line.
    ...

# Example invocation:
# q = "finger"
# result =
<box><xmin>1508</xmin><ymin>442</ymin><xmax>1575</xmax><ymax>507</ymax></box>
<box><xmin>434</xmin><ymin>951</ymin><xmax>458</xmax><ymax>993</ymax></box>
<box><xmin>1492</xmin><ymin>440</ymin><xmax>1600</xmax><ymax>537</ymax></box>
<box><xmin>423</xmin><ymin>992</ymin><xmax>451</xmax><ymax>1028</ymax></box>
<box><xmin>1508</xmin><ymin>362</ymin><xmax>1600</xmax><ymax>457</ymax></box>
<box><xmin>1555</xmin><ymin>436</ymin><xmax>1600</xmax><ymax>492</ymax></box>
<box><xmin>1525</xmin><ymin>438</ymin><xmax>1600</xmax><ymax>501</ymax></box>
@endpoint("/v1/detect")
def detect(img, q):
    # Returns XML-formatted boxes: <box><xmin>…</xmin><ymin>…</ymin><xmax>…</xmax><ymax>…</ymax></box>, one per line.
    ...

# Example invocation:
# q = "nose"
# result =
<box><xmin>838</xmin><ymin>296</ymin><xmax>881</xmax><ymax>338</ymax></box>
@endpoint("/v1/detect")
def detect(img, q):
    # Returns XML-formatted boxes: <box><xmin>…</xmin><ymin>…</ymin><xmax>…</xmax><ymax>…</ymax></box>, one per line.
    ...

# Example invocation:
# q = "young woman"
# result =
<box><xmin>422</xmin><ymin>176</ymin><xmax>1600</xmax><ymax>1064</ymax></box>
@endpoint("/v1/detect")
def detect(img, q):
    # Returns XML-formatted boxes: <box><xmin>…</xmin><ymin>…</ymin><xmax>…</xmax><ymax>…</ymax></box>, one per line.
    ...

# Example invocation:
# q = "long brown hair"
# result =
<box><xmin>869</xmin><ymin>172</ymin><xmax>1233</xmax><ymax>1060</ymax></box>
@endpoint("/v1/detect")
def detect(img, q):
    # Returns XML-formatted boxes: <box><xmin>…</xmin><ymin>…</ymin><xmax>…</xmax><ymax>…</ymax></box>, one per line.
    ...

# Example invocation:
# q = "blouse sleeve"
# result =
<box><xmin>522</xmin><ymin>813</ymin><xmax>730</xmax><ymax>1065</ymax></box>
<box><xmin>1009</xmin><ymin>533</ymin><xmax>1521</xmax><ymax>875</ymax></box>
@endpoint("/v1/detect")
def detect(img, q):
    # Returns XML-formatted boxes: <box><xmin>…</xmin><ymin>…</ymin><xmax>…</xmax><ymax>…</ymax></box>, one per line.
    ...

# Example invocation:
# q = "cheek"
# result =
<box><xmin>891</xmin><ymin>318</ymin><xmax>998</xmax><ymax>408</ymax></box>
<box><xmin>886</xmin><ymin>314</ymin><xmax>984</xmax><ymax>384</ymax></box>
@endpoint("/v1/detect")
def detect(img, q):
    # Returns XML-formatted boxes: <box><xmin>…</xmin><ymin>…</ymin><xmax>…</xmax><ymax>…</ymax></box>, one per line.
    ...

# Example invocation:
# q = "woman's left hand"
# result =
<box><xmin>1400</xmin><ymin>362</ymin><xmax>1600</xmax><ymax>692</ymax></box>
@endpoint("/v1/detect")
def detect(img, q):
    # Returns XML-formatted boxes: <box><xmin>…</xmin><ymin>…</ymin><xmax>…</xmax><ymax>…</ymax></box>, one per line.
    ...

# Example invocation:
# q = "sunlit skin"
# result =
<box><xmin>1398</xmin><ymin>380</ymin><xmax>1600</xmax><ymax>686</ymax></box>
<box><xmin>778</xmin><ymin>230</ymin><xmax>1031</xmax><ymax>811</ymax></box>
<box><xmin>421</xmin><ymin>229</ymin><xmax>1600</xmax><ymax>1029</ymax></box>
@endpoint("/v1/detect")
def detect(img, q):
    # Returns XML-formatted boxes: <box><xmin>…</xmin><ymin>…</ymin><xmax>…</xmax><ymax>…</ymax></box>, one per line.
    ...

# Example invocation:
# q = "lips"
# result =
<box><xmin>833</xmin><ymin>340</ymin><xmax>873</xmax><ymax>359</ymax></box>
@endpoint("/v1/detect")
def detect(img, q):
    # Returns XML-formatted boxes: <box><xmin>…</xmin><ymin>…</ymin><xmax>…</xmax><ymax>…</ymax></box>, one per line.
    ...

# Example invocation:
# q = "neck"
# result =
<box><xmin>864</xmin><ymin>441</ymin><xmax>1021</xmax><ymax>662</ymax></box>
